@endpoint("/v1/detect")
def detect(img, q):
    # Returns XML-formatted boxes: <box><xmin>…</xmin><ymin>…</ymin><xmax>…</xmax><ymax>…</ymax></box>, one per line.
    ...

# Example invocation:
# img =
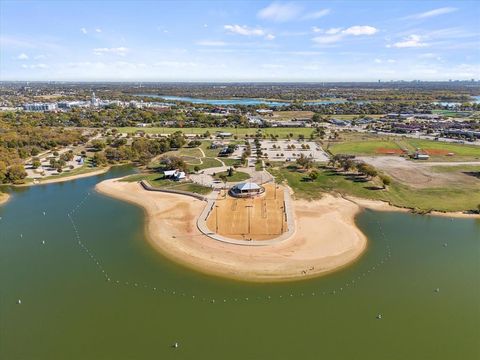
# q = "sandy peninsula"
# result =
<box><xmin>96</xmin><ymin>178</ymin><xmax>367</xmax><ymax>282</ymax></box>
<box><xmin>21</xmin><ymin>167</ymin><xmax>110</xmax><ymax>187</ymax></box>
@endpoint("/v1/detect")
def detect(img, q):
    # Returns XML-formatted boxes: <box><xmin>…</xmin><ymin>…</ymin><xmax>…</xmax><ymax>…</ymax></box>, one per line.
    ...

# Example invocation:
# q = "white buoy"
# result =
<box><xmin>42</xmin><ymin>240</ymin><xmax>45</xmax><ymax>245</ymax></box>
<box><xmin>173</xmin><ymin>342</ymin><xmax>179</xmax><ymax>349</ymax></box>
<box><xmin>435</xmin><ymin>288</ymin><xmax>440</xmax><ymax>293</ymax></box>
<box><xmin>43</xmin><ymin>211</ymin><xmax>46</xmax><ymax>216</ymax></box>
<box><xmin>20</xmin><ymin>234</ymin><xmax>23</xmax><ymax>238</ymax></box>
<box><xmin>376</xmin><ymin>314</ymin><xmax>382</xmax><ymax>319</ymax></box>
<box><xmin>17</xmin><ymin>299</ymin><xmax>22</xmax><ymax>304</ymax></box>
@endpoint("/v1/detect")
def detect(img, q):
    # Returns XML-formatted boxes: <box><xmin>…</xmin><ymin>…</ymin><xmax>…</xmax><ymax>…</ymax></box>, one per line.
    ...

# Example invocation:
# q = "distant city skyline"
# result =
<box><xmin>1</xmin><ymin>0</ymin><xmax>479</xmax><ymax>81</ymax></box>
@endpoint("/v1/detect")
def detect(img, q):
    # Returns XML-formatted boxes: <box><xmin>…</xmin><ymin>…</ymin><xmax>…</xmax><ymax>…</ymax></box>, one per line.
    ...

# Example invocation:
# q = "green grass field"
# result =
<box><xmin>120</xmin><ymin>173</ymin><xmax>212</xmax><ymax>195</ymax></box>
<box><xmin>213</xmin><ymin>170</ymin><xmax>250</xmax><ymax>182</ymax></box>
<box><xmin>430</xmin><ymin>164</ymin><xmax>480</xmax><ymax>174</ymax></box>
<box><xmin>327</xmin><ymin>133</ymin><xmax>480</xmax><ymax>160</ymax></box>
<box><xmin>328</xmin><ymin>140</ymin><xmax>402</xmax><ymax>155</ymax></box>
<box><xmin>187</xmin><ymin>157</ymin><xmax>223</xmax><ymax>172</ymax></box>
<box><xmin>271</xmin><ymin>166</ymin><xmax>480</xmax><ymax>212</ymax></box>
<box><xmin>116</xmin><ymin>127</ymin><xmax>315</xmax><ymax>138</ymax></box>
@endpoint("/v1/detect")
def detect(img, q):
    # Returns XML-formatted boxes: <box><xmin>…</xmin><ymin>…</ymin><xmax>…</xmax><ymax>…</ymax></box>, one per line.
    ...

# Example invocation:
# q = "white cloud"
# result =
<box><xmin>34</xmin><ymin>54</ymin><xmax>47</xmax><ymax>60</ymax></box>
<box><xmin>312</xmin><ymin>26</ymin><xmax>322</xmax><ymax>33</ymax></box>
<box><xmin>313</xmin><ymin>34</ymin><xmax>344</xmax><ymax>44</ymax></box>
<box><xmin>389</xmin><ymin>34</ymin><xmax>427</xmax><ymax>48</ymax></box>
<box><xmin>224</xmin><ymin>24</ymin><xmax>274</xmax><ymax>40</ymax></box>
<box><xmin>374</xmin><ymin>58</ymin><xmax>382</xmax><ymax>63</ymax></box>
<box><xmin>224</xmin><ymin>24</ymin><xmax>265</xmax><ymax>36</ymax></box>
<box><xmin>95</xmin><ymin>28</ymin><xmax>102</xmax><ymax>33</ymax></box>
<box><xmin>342</xmin><ymin>26</ymin><xmax>378</xmax><ymax>36</ymax></box>
<box><xmin>80</xmin><ymin>28</ymin><xmax>87</xmax><ymax>34</ymax></box>
<box><xmin>17</xmin><ymin>53</ymin><xmax>29</xmax><ymax>60</ymax></box>
<box><xmin>93</xmin><ymin>47</ymin><xmax>129</xmax><ymax>56</ymax></box>
<box><xmin>196</xmin><ymin>40</ymin><xmax>227</xmax><ymax>46</ymax></box>
<box><xmin>313</xmin><ymin>25</ymin><xmax>378</xmax><ymax>44</ymax></box>
<box><xmin>325</xmin><ymin>27</ymin><xmax>342</xmax><ymax>35</ymax></box>
<box><xmin>257</xmin><ymin>2</ymin><xmax>302</xmax><ymax>22</ymax></box>
<box><xmin>258</xmin><ymin>2</ymin><xmax>330</xmax><ymax>22</ymax></box>
<box><xmin>406</xmin><ymin>7</ymin><xmax>458</xmax><ymax>19</ymax></box>
<box><xmin>21</xmin><ymin>63</ymin><xmax>48</xmax><ymax>69</ymax></box>
<box><xmin>303</xmin><ymin>9</ymin><xmax>330</xmax><ymax>20</ymax></box>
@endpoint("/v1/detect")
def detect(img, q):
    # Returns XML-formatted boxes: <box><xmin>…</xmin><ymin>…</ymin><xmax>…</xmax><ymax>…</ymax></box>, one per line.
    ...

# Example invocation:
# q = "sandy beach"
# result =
<box><xmin>0</xmin><ymin>192</ymin><xmax>9</xmax><ymax>206</ymax></box>
<box><xmin>96</xmin><ymin>178</ymin><xmax>368</xmax><ymax>282</ymax></box>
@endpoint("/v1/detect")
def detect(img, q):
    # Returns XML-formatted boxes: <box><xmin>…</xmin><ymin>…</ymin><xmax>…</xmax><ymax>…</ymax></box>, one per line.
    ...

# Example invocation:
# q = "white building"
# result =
<box><xmin>23</xmin><ymin>103</ymin><xmax>57</xmax><ymax>111</ymax></box>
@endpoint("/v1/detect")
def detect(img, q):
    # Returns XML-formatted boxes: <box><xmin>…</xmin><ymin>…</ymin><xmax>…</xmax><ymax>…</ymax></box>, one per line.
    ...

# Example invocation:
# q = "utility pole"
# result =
<box><xmin>215</xmin><ymin>205</ymin><xmax>219</xmax><ymax>233</ymax></box>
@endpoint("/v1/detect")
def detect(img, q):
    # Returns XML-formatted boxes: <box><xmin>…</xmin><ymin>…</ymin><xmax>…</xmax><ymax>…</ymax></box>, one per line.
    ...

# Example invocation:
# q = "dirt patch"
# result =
<box><xmin>357</xmin><ymin>156</ymin><xmax>479</xmax><ymax>188</ymax></box>
<box><xmin>375</xmin><ymin>148</ymin><xmax>406</xmax><ymax>155</ymax></box>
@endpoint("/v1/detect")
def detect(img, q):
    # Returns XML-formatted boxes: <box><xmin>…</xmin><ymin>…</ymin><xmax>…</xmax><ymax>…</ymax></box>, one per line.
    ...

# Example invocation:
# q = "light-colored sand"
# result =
<box><xmin>0</xmin><ymin>192</ymin><xmax>10</xmax><ymax>206</ymax></box>
<box><xmin>96</xmin><ymin>178</ymin><xmax>368</xmax><ymax>282</ymax></box>
<box><xmin>21</xmin><ymin>167</ymin><xmax>110</xmax><ymax>187</ymax></box>
<box><xmin>206</xmin><ymin>184</ymin><xmax>287</xmax><ymax>240</ymax></box>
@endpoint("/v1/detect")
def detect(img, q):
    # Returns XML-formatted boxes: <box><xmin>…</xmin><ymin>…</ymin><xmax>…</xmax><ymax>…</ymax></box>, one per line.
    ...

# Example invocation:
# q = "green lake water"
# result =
<box><xmin>1</xmin><ymin>166</ymin><xmax>479</xmax><ymax>359</ymax></box>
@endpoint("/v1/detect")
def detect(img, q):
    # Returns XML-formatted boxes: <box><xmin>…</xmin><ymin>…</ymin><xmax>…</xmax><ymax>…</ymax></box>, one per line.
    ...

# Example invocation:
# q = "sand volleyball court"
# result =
<box><xmin>206</xmin><ymin>183</ymin><xmax>287</xmax><ymax>241</ymax></box>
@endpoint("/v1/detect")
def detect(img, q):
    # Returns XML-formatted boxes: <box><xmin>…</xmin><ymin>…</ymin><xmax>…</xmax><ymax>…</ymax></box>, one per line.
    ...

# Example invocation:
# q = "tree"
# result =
<box><xmin>0</xmin><ymin>161</ymin><xmax>7</xmax><ymax>183</ymax></box>
<box><xmin>309</xmin><ymin>170</ymin><xmax>319</xmax><ymax>181</ymax></box>
<box><xmin>193</xmin><ymin>165</ymin><xmax>200</xmax><ymax>173</ymax></box>
<box><xmin>379</xmin><ymin>174</ymin><xmax>391</xmax><ymax>189</ymax></box>
<box><xmin>160</xmin><ymin>156</ymin><xmax>187</xmax><ymax>172</ymax></box>
<box><xmin>31</xmin><ymin>158</ymin><xmax>42</xmax><ymax>169</ymax></box>
<box><xmin>91</xmin><ymin>139</ymin><xmax>106</xmax><ymax>151</ymax></box>
<box><xmin>93</xmin><ymin>152</ymin><xmax>108</xmax><ymax>167</ymax></box>
<box><xmin>6</xmin><ymin>164</ymin><xmax>27</xmax><ymax>183</ymax></box>
<box><xmin>296</xmin><ymin>153</ymin><xmax>313</xmax><ymax>169</ymax></box>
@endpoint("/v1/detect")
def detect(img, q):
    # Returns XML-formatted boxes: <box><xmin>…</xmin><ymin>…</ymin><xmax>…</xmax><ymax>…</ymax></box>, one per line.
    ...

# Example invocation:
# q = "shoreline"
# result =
<box><xmin>18</xmin><ymin>167</ymin><xmax>110</xmax><ymax>187</ymax></box>
<box><xmin>345</xmin><ymin>195</ymin><xmax>480</xmax><ymax>219</ymax></box>
<box><xmin>0</xmin><ymin>192</ymin><xmax>10</xmax><ymax>206</ymax></box>
<box><xmin>96</xmin><ymin>178</ymin><xmax>368</xmax><ymax>282</ymax></box>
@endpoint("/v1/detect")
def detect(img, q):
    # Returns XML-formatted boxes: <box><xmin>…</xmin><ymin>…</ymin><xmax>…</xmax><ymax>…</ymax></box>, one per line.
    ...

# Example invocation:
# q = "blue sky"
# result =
<box><xmin>1</xmin><ymin>0</ymin><xmax>479</xmax><ymax>81</ymax></box>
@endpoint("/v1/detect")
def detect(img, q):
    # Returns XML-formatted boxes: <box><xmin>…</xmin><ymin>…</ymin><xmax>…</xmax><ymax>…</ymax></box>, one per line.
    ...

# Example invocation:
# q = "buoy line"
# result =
<box><xmin>66</xmin><ymin>190</ymin><xmax>395</xmax><ymax>304</ymax></box>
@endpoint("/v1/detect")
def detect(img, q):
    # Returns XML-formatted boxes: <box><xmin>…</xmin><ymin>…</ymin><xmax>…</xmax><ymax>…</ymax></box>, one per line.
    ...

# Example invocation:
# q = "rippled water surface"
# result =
<box><xmin>1</xmin><ymin>166</ymin><xmax>479</xmax><ymax>359</ymax></box>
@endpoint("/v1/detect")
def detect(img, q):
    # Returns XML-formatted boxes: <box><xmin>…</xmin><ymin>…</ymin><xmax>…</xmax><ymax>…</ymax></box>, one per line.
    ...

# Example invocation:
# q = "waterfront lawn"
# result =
<box><xmin>271</xmin><ymin>165</ymin><xmax>480</xmax><ymax>212</ymax></box>
<box><xmin>120</xmin><ymin>173</ymin><xmax>211</xmax><ymax>195</ymax></box>
<box><xmin>31</xmin><ymin>158</ymin><xmax>106</xmax><ymax>181</ymax></box>
<box><xmin>187</xmin><ymin>157</ymin><xmax>223</xmax><ymax>172</ymax></box>
<box><xmin>213</xmin><ymin>170</ymin><xmax>250</xmax><ymax>182</ymax></box>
